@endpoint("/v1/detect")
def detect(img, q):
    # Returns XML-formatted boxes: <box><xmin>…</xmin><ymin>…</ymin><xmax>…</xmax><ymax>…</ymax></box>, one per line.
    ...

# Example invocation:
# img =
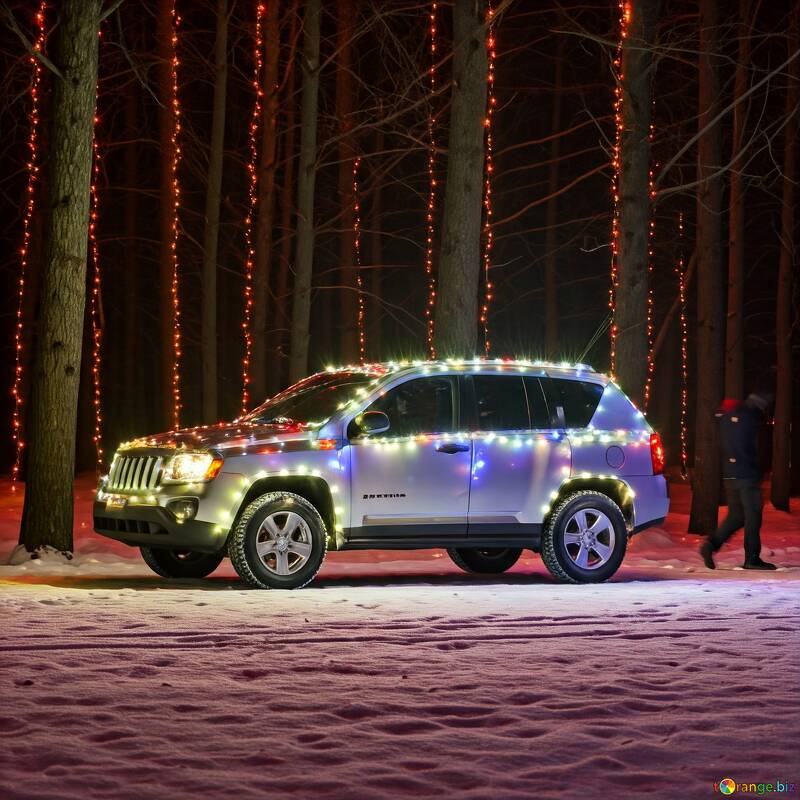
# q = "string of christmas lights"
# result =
<box><xmin>11</xmin><ymin>1</ymin><xmax>47</xmax><ymax>487</ymax></box>
<box><xmin>676</xmin><ymin>212</ymin><xmax>689</xmax><ymax>476</ymax></box>
<box><xmin>169</xmin><ymin>3</ymin><xmax>183</xmax><ymax>429</ymax></box>
<box><xmin>643</xmin><ymin>118</ymin><xmax>656</xmax><ymax>410</ymax></box>
<box><xmin>424</xmin><ymin>1</ymin><xmax>438</xmax><ymax>359</ymax></box>
<box><xmin>480</xmin><ymin>2</ymin><xmax>497</xmax><ymax>356</ymax></box>
<box><xmin>353</xmin><ymin>157</ymin><xmax>366</xmax><ymax>363</ymax></box>
<box><xmin>608</xmin><ymin>0</ymin><xmax>630</xmax><ymax>377</ymax></box>
<box><xmin>241</xmin><ymin>1</ymin><xmax>266</xmax><ymax>414</ymax></box>
<box><xmin>89</xmin><ymin>132</ymin><xmax>104</xmax><ymax>471</ymax></box>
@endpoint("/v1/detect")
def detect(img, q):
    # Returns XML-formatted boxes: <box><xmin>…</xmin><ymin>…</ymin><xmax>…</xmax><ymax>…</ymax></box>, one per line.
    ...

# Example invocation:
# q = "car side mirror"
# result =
<box><xmin>352</xmin><ymin>410</ymin><xmax>390</xmax><ymax>437</ymax></box>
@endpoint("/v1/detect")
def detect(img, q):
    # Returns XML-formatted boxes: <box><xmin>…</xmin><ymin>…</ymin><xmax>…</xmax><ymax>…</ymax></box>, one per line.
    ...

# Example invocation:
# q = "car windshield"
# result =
<box><xmin>241</xmin><ymin>371</ymin><xmax>381</xmax><ymax>427</ymax></box>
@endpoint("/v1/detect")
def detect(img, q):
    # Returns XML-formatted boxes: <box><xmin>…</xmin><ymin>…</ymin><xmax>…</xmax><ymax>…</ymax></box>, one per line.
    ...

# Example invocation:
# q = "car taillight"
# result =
<box><xmin>650</xmin><ymin>433</ymin><xmax>665</xmax><ymax>475</ymax></box>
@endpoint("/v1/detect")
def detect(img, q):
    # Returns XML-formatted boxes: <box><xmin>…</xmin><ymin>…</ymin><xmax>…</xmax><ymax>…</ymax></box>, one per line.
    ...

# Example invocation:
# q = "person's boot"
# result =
<box><xmin>699</xmin><ymin>539</ymin><xmax>716</xmax><ymax>570</ymax></box>
<box><xmin>743</xmin><ymin>557</ymin><xmax>777</xmax><ymax>571</ymax></box>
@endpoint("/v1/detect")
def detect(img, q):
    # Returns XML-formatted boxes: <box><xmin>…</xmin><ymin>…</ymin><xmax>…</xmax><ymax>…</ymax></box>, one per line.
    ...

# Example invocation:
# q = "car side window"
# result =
<box><xmin>522</xmin><ymin>377</ymin><xmax>551</xmax><ymax>429</ymax></box>
<box><xmin>364</xmin><ymin>377</ymin><xmax>455</xmax><ymax>437</ymax></box>
<box><xmin>473</xmin><ymin>376</ymin><xmax>529</xmax><ymax>432</ymax></box>
<box><xmin>541</xmin><ymin>377</ymin><xmax>604</xmax><ymax>428</ymax></box>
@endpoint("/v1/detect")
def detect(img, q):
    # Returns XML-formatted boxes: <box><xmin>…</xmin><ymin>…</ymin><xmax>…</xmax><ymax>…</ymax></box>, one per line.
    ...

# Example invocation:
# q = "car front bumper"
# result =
<box><xmin>93</xmin><ymin>501</ymin><xmax>229</xmax><ymax>553</ymax></box>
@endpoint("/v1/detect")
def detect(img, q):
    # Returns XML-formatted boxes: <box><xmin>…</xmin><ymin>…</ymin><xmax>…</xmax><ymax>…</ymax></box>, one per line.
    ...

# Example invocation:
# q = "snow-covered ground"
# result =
<box><xmin>1</xmin><ymin>476</ymin><xmax>799</xmax><ymax>799</ymax></box>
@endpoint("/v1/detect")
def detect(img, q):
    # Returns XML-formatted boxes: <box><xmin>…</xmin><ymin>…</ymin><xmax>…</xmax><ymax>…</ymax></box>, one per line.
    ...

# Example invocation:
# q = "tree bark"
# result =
<box><xmin>544</xmin><ymin>40</ymin><xmax>564</xmax><ymax>359</ymax></box>
<box><xmin>689</xmin><ymin>0</ymin><xmax>725</xmax><ymax>534</ymax></box>
<box><xmin>289</xmin><ymin>0</ymin><xmax>321</xmax><ymax>383</ymax></box>
<box><xmin>336</xmin><ymin>0</ymin><xmax>358</xmax><ymax>362</ymax></box>
<box><xmin>252</xmin><ymin>0</ymin><xmax>280</xmax><ymax>402</ymax></box>
<box><xmin>434</xmin><ymin>0</ymin><xmax>488</xmax><ymax>358</ymax></box>
<box><xmin>123</xmin><ymin>71</ymin><xmax>140</xmax><ymax>437</ymax></box>
<box><xmin>268</xmin><ymin>5</ymin><xmax>299</xmax><ymax>396</ymax></box>
<box><xmin>201</xmin><ymin>0</ymin><xmax>228</xmax><ymax>423</ymax></box>
<box><xmin>614</xmin><ymin>0</ymin><xmax>659</xmax><ymax>408</ymax></box>
<box><xmin>19</xmin><ymin>0</ymin><xmax>101</xmax><ymax>553</ymax></box>
<box><xmin>157</xmin><ymin>0</ymin><xmax>178</xmax><ymax>428</ymax></box>
<box><xmin>370</xmin><ymin>126</ymin><xmax>385</xmax><ymax>357</ymax></box>
<box><xmin>771</xmin><ymin>9</ymin><xmax>798</xmax><ymax>511</ymax></box>
<box><xmin>724</xmin><ymin>0</ymin><xmax>751</xmax><ymax>400</ymax></box>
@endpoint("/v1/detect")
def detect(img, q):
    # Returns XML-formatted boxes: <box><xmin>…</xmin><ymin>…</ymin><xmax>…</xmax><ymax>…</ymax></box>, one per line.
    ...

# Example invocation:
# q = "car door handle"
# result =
<box><xmin>436</xmin><ymin>442</ymin><xmax>470</xmax><ymax>454</ymax></box>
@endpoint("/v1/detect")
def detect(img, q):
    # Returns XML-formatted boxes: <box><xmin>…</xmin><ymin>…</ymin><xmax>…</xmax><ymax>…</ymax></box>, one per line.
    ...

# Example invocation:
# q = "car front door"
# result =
<box><xmin>467</xmin><ymin>374</ymin><xmax>571</xmax><ymax>536</ymax></box>
<box><xmin>346</xmin><ymin>375</ymin><xmax>471</xmax><ymax>542</ymax></box>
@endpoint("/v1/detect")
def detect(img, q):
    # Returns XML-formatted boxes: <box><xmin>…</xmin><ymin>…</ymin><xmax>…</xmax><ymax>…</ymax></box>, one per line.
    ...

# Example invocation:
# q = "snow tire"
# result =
<box><xmin>447</xmin><ymin>547</ymin><xmax>522</xmax><ymax>574</ymax></box>
<box><xmin>229</xmin><ymin>492</ymin><xmax>327</xmax><ymax>590</ymax></box>
<box><xmin>541</xmin><ymin>490</ymin><xmax>627</xmax><ymax>584</ymax></box>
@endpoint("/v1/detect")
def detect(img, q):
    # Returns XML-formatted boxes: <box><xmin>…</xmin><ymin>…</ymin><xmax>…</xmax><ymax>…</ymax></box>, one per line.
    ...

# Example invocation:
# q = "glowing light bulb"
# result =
<box><xmin>241</xmin><ymin>0</ymin><xmax>266</xmax><ymax>414</ymax></box>
<box><xmin>353</xmin><ymin>156</ymin><xmax>366</xmax><ymax>363</ymax></box>
<box><xmin>424</xmin><ymin>1</ymin><xmax>438</xmax><ymax>358</ymax></box>
<box><xmin>168</xmin><ymin>4</ymin><xmax>183</xmax><ymax>429</ymax></box>
<box><xmin>480</xmin><ymin>3</ymin><xmax>497</xmax><ymax>356</ymax></box>
<box><xmin>11</xmin><ymin>1</ymin><xmax>47</xmax><ymax>487</ymax></box>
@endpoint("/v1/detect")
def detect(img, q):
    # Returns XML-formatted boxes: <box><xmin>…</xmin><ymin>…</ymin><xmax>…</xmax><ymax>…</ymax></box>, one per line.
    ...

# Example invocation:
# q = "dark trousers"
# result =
<box><xmin>709</xmin><ymin>478</ymin><xmax>763</xmax><ymax>561</ymax></box>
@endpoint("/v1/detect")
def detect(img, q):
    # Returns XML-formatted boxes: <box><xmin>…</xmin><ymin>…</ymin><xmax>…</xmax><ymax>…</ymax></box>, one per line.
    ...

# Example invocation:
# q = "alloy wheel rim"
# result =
<box><xmin>562</xmin><ymin>508</ymin><xmax>615</xmax><ymax>570</ymax></box>
<box><xmin>255</xmin><ymin>511</ymin><xmax>313</xmax><ymax>576</ymax></box>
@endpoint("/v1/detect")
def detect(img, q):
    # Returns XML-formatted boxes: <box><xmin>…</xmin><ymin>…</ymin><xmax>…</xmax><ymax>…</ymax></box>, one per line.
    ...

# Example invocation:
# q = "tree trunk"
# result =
<box><xmin>370</xmin><ymin>126</ymin><xmax>385</xmax><ymax>357</ymax></box>
<box><xmin>252</xmin><ymin>0</ymin><xmax>280</xmax><ymax>402</ymax></box>
<box><xmin>289</xmin><ymin>0</ymin><xmax>321</xmax><ymax>383</ymax></box>
<box><xmin>269</xmin><ymin>5</ymin><xmax>299</xmax><ymax>396</ymax></box>
<box><xmin>123</xmin><ymin>70</ymin><xmax>140</xmax><ymax>437</ymax></box>
<box><xmin>614</xmin><ymin>0</ymin><xmax>659</xmax><ymax>408</ymax></box>
<box><xmin>689</xmin><ymin>0</ymin><xmax>724</xmax><ymax>534</ymax></box>
<box><xmin>771</xmin><ymin>9</ymin><xmax>798</xmax><ymax>511</ymax></box>
<box><xmin>201</xmin><ymin>0</ymin><xmax>228</xmax><ymax>423</ymax></box>
<box><xmin>544</xmin><ymin>41</ymin><xmax>564</xmax><ymax>359</ymax></box>
<box><xmin>724</xmin><ymin>0</ymin><xmax>751</xmax><ymax>400</ymax></box>
<box><xmin>336</xmin><ymin>0</ymin><xmax>358</xmax><ymax>362</ymax></box>
<box><xmin>19</xmin><ymin>0</ymin><xmax>101</xmax><ymax>553</ymax></box>
<box><xmin>434</xmin><ymin>0</ymin><xmax>488</xmax><ymax>358</ymax></box>
<box><xmin>157</xmin><ymin>0</ymin><xmax>178</xmax><ymax>429</ymax></box>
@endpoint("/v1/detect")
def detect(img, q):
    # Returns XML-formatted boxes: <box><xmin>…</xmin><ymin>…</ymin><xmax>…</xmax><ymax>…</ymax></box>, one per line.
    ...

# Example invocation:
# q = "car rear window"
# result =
<box><xmin>473</xmin><ymin>376</ymin><xmax>529</xmax><ymax>431</ymax></box>
<box><xmin>541</xmin><ymin>378</ymin><xmax>604</xmax><ymax>428</ymax></box>
<box><xmin>522</xmin><ymin>377</ymin><xmax>551</xmax><ymax>429</ymax></box>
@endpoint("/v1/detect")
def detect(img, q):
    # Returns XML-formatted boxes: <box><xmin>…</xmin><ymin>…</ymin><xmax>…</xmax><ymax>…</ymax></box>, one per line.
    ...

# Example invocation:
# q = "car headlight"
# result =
<box><xmin>162</xmin><ymin>453</ymin><xmax>224</xmax><ymax>484</ymax></box>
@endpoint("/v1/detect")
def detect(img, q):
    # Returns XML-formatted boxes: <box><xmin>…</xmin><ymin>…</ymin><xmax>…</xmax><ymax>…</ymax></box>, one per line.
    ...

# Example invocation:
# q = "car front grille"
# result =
<box><xmin>107</xmin><ymin>454</ymin><xmax>164</xmax><ymax>492</ymax></box>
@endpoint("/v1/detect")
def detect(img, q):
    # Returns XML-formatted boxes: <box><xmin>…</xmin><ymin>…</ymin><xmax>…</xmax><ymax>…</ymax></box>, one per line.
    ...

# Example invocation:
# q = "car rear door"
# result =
<box><xmin>467</xmin><ymin>374</ymin><xmax>571</xmax><ymax>536</ymax></box>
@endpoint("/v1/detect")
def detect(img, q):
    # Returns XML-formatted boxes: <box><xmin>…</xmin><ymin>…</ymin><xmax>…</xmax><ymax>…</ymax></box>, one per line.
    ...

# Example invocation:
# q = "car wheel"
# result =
<box><xmin>229</xmin><ymin>492</ymin><xmax>327</xmax><ymax>589</ymax></box>
<box><xmin>140</xmin><ymin>546</ymin><xmax>223</xmax><ymax>579</ymax></box>
<box><xmin>447</xmin><ymin>547</ymin><xmax>522</xmax><ymax>574</ymax></box>
<box><xmin>541</xmin><ymin>491</ymin><xmax>627</xmax><ymax>583</ymax></box>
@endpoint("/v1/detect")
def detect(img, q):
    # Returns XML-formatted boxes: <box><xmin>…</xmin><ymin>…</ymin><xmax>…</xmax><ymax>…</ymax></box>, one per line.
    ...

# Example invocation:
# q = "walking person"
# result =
<box><xmin>699</xmin><ymin>393</ymin><xmax>777</xmax><ymax>570</ymax></box>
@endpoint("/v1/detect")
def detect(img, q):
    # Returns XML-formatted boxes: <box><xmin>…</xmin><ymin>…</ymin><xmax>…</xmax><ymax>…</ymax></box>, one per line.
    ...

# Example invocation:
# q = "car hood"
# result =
<box><xmin>119</xmin><ymin>420</ymin><xmax>317</xmax><ymax>453</ymax></box>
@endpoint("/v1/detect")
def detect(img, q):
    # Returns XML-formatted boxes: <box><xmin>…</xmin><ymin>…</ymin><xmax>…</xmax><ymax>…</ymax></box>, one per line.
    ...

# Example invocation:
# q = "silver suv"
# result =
<box><xmin>94</xmin><ymin>359</ymin><xmax>669</xmax><ymax>588</ymax></box>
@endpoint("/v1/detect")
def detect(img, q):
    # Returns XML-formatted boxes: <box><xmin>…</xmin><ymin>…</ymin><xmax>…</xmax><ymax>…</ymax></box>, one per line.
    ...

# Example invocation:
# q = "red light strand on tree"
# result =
<box><xmin>353</xmin><ymin>157</ymin><xmax>366</xmax><ymax>363</ymax></box>
<box><xmin>676</xmin><ymin>212</ymin><xmax>689</xmax><ymax>476</ymax></box>
<box><xmin>424</xmin><ymin>1</ymin><xmax>438</xmax><ymax>359</ymax></box>
<box><xmin>480</xmin><ymin>3</ymin><xmax>497</xmax><ymax>356</ymax></box>
<box><xmin>89</xmin><ymin>132</ymin><xmax>104</xmax><ymax>471</ymax></box>
<box><xmin>643</xmin><ymin>118</ymin><xmax>656</xmax><ymax>410</ymax></box>
<box><xmin>241</xmin><ymin>1</ymin><xmax>265</xmax><ymax>414</ymax></box>
<box><xmin>609</xmin><ymin>0</ymin><xmax>630</xmax><ymax>377</ymax></box>
<box><xmin>169</xmin><ymin>5</ymin><xmax>183</xmax><ymax>429</ymax></box>
<box><xmin>11</xmin><ymin>2</ymin><xmax>47</xmax><ymax>487</ymax></box>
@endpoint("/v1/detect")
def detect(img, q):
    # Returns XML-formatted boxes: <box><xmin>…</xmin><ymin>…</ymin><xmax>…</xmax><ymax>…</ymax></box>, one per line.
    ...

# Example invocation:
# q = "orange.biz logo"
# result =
<box><xmin>715</xmin><ymin>777</ymin><xmax>797</xmax><ymax>795</ymax></box>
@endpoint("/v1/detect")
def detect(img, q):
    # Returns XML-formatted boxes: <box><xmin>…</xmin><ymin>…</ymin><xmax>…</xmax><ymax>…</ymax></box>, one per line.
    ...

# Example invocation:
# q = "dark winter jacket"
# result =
<box><xmin>717</xmin><ymin>402</ymin><xmax>763</xmax><ymax>481</ymax></box>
